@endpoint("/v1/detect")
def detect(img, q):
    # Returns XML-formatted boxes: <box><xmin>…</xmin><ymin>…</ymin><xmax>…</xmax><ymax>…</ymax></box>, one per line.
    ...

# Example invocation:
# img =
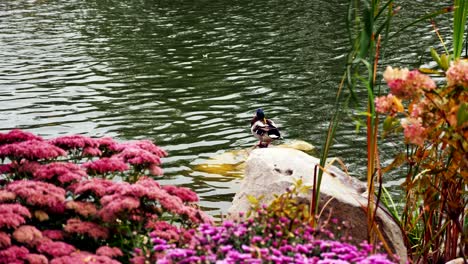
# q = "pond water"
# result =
<box><xmin>0</xmin><ymin>0</ymin><xmax>451</xmax><ymax>216</ymax></box>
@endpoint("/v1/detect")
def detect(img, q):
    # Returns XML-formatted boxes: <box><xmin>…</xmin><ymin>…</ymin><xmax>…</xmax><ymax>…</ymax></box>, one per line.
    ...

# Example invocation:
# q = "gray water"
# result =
<box><xmin>0</xmin><ymin>0</ymin><xmax>452</xmax><ymax>216</ymax></box>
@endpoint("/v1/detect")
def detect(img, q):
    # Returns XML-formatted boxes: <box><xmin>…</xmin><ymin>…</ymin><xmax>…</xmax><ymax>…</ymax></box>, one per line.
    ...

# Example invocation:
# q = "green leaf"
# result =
<box><xmin>453</xmin><ymin>0</ymin><xmax>468</xmax><ymax>59</ymax></box>
<box><xmin>457</xmin><ymin>103</ymin><xmax>468</xmax><ymax>126</ymax></box>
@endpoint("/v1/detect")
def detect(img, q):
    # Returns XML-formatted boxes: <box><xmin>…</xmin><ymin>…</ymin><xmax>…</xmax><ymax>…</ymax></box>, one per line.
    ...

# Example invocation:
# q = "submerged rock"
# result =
<box><xmin>228</xmin><ymin>148</ymin><xmax>407</xmax><ymax>263</ymax></box>
<box><xmin>192</xmin><ymin>140</ymin><xmax>315</xmax><ymax>177</ymax></box>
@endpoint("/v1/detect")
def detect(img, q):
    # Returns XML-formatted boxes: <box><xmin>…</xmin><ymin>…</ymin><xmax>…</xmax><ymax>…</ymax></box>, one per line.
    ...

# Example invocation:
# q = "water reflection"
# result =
<box><xmin>0</xmin><ymin>0</ymin><xmax>452</xmax><ymax>216</ymax></box>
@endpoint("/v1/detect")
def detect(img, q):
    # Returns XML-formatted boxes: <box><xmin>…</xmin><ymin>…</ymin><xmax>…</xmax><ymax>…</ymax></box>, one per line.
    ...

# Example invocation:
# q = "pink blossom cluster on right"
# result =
<box><xmin>375</xmin><ymin>60</ymin><xmax>467</xmax><ymax>146</ymax></box>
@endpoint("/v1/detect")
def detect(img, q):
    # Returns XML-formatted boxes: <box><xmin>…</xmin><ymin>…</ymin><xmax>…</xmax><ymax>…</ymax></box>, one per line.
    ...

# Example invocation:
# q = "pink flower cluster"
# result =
<box><xmin>446</xmin><ymin>59</ymin><xmax>468</xmax><ymax>88</ymax></box>
<box><xmin>401</xmin><ymin>118</ymin><xmax>427</xmax><ymax>146</ymax></box>
<box><xmin>0</xmin><ymin>129</ymin><xmax>43</xmax><ymax>146</ymax></box>
<box><xmin>82</xmin><ymin>157</ymin><xmax>129</xmax><ymax>175</ymax></box>
<box><xmin>0</xmin><ymin>130</ymin><xmax>208</xmax><ymax>263</ymax></box>
<box><xmin>34</xmin><ymin>162</ymin><xmax>87</xmax><ymax>184</ymax></box>
<box><xmin>0</xmin><ymin>203</ymin><xmax>31</xmax><ymax>229</ymax></box>
<box><xmin>383</xmin><ymin>66</ymin><xmax>436</xmax><ymax>99</ymax></box>
<box><xmin>49</xmin><ymin>135</ymin><xmax>99</xmax><ymax>150</ymax></box>
<box><xmin>0</xmin><ymin>140</ymin><xmax>66</xmax><ymax>161</ymax></box>
<box><xmin>72</xmin><ymin>177</ymin><xmax>212</xmax><ymax>224</ymax></box>
<box><xmin>7</xmin><ymin>180</ymin><xmax>66</xmax><ymax>213</ymax></box>
<box><xmin>64</xmin><ymin>218</ymin><xmax>109</xmax><ymax>240</ymax></box>
<box><xmin>374</xmin><ymin>94</ymin><xmax>403</xmax><ymax>116</ymax></box>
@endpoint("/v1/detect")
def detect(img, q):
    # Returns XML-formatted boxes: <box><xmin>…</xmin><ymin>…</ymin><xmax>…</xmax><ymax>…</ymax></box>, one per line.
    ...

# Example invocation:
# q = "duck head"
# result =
<box><xmin>256</xmin><ymin>108</ymin><xmax>267</xmax><ymax>123</ymax></box>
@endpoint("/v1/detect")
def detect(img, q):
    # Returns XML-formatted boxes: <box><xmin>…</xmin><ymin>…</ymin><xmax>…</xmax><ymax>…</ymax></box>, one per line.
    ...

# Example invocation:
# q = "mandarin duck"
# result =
<box><xmin>250</xmin><ymin>108</ymin><xmax>282</xmax><ymax>148</ymax></box>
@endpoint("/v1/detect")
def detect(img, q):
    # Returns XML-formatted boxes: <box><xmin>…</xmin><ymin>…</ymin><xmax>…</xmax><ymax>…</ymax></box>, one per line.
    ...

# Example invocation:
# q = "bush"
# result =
<box><xmin>0</xmin><ymin>130</ymin><xmax>212</xmax><ymax>264</ymax></box>
<box><xmin>375</xmin><ymin>61</ymin><xmax>467</xmax><ymax>262</ymax></box>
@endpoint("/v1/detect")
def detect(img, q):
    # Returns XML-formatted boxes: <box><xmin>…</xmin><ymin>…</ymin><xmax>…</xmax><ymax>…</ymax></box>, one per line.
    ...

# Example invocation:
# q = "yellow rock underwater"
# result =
<box><xmin>192</xmin><ymin>140</ymin><xmax>315</xmax><ymax>177</ymax></box>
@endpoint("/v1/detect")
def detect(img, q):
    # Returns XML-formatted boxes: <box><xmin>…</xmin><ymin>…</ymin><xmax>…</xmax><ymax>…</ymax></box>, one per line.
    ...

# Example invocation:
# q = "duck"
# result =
<box><xmin>250</xmin><ymin>108</ymin><xmax>282</xmax><ymax>148</ymax></box>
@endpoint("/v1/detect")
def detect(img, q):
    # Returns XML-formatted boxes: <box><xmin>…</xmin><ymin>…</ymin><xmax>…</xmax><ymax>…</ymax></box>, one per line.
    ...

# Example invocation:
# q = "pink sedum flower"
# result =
<box><xmin>82</xmin><ymin>147</ymin><xmax>102</xmax><ymax>157</ymax></box>
<box><xmin>13</xmin><ymin>225</ymin><xmax>43</xmax><ymax>246</ymax></box>
<box><xmin>0</xmin><ymin>129</ymin><xmax>43</xmax><ymax>146</ymax></box>
<box><xmin>99</xmin><ymin>196</ymin><xmax>141</xmax><ymax>222</ymax></box>
<box><xmin>64</xmin><ymin>218</ymin><xmax>109</xmax><ymax>240</ymax></box>
<box><xmin>96</xmin><ymin>246</ymin><xmax>123</xmax><ymax>258</ymax></box>
<box><xmin>34</xmin><ymin>162</ymin><xmax>87</xmax><ymax>184</ymax></box>
<box><xmin>0</xmin><ymin>203</ymin><xmax>31</xmax><ymax>229</ymax></box>
<box><xmin>115</xmin><ymin>147</ymin><xmax>161</xmax><ymax>166</ymax></box>
<box><xmin>0</xmin><ymin>190</ymin><xmax>16</xmax><ymax>203</ymax></box>
<box><xmin>25</xmin><ymin>254</ymin><xmax>48</xmax><ymax>264</ymax></box>
<box><xmin>0</xmin><ymin>245</ymin><xmax>29</xmax><ymax>263</ymax></box>
<box><xmin>66</xmin><ymin>201</ymin><xmax>98</xmax><ymax>218</ymax></box>
<box><xmin>148</xmin><ymin>221</ymin><xmax>182</xmax><ymax>241</ymax></box>
<box><xmin>401</xmin><ymin>118</ymin><xmax>427</xmax><ymax>146</ymax></box>
<box><xmin>7</xmin><ymin>180</ymin><xmax>66</xmax><ymax>212</ymax></box>
<box><xmin>0</xmin><ymin>164</ymin><xmax>12</xmax><ymax>174</ymax></box>
<box><xmin>42</xmin><ymin>230</ymin><xmax>65</xmax><ymax>241</ymax></box>
<box><xmin>114</xmin><ymin>140</ymin><xmax>167</xmax><ymax>157</ymax></box>
<box><xmin>82</xmin><ymin>157</ymin><xmax>129</xmax><ymax>175</ymax></box>
<box><xmin>37</xmin><ymin>240</ymin><xmax>76</xmax><ymax>257</ymax></box>
<box><xmin>73</xmin><ymin>178</ymin><xmax>115</xmax><ymax>197</ymax></box>
<box><xmin>0</xmin><ymin>232</ymin><xmax>11</xmax><ymax>249</ymax></box>
<box><xmin>0</xmin><ymin>140</ymin><xmax>66</xmax><ymax>161</ymax></box>
<box><xmin>446</xmin><ymin>59</ymin><xmax>468</xmax><ymax>88</ymax></box>
<box><xmin>49</xmin><ymin>135</ymin><xmax>99</xmax><ymax>150</ymax></box>
<box><xmin>162</xmin><ymin>185</ymin><xmax>199</xmax><ymax>203</ymax></box>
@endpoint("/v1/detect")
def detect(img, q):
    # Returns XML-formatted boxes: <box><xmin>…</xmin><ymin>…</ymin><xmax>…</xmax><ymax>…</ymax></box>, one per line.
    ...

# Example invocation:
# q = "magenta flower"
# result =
<box><xmin>0</xmin><ymin>203</ymin><xmax>31</xmax><ymax>229</ymax></box>
<box><xmin>42</xmin><ymin>230</ymin><xmax>65</xmax><ymax>241</ymax></box>
<box><xmin>7</xmin><ymin>180</ymin><xmax>66</xmax><ymax>212</ymax></box>
<box><xmin>0</xmin><ymin>246</ymin><xmax>29</xmax><ymax>263</ymax></box>
<box><xmin>148</xmin><ymin>221</ymin><xmax>182</xmax><ymax>241</ymax></box>
<box><xmin>64</xmin><ymin>218</ymin><xmax>109</xmax><ymax>240</ymax></box>
<box><xmin>49</xmin><ymin>134</ymin><xmax>99</xmax><ymax>150</ymax></box>
<box><xmin>37</xmin><ymin>240</ymin><xmax>76</xmax><ymax>257</ymax></box>
<box><xmin>73</xmin><ymin>178</ymin><xmax>115</xmax><ymax>197</ymax></box>
<box><xmin>0</xmin><ymin>232</ymin><xmax>11</xmax><ymax>249</ymax></box>
<box><xmin>114</xmin><ymin>140</ymin><xmax>167</xmax><ymax>157</ymax></box>
<box><xmin>0</xmin><ymin>164</ymin><xmax>12</xmax><ymax>175</ymax></box>
<box><xmin>0</xmin><ymin>140</ymin><xmax>66</xmax><ymax>161</ymax></box>
<box><xmin>115</xmin><ymin>147</ymin><xmax>161</xmax><ymax>166</ymax></box>
<box><xmin>82</xmin><ymin>147</ymin><xmax>102</xmax><ymax>157</ymax></box>
<box><xmin>34</xmin><ymin>162</ymin><xmax>87</xmax><ymax>184</ymax></box>
<box><xmin>0</xmin><ymin>129</ymin><xmax>43</xmax><ymax>146</ymax></box>
<box><xmin>14</xmin><ymin>160</ymin><xmax>41</xmax><ymax>175</ymax></box>
<box><xmin>99</xmin><ymin>196</ymin><xmax>141</xmax><ymax>222</ymax></box>
<box><xmin>25</xmin><ymin>253</ymin><xmax>48</xmax><ymax>264</ymax></box>
<box><xmin>162</xmin><ymin>185</ymin><xmax>199</xmax><ymax>203</ymax></box>
<box><xmin>82</xmin><ymin>157</ymin><xmax>129</xmax><ymax>175</ymax></box>
<box><xmin>66</xmin><ymin>201</ymin><xmax>97</xmax><ymax>217</ymax></box>
<box><xmin>0</xmin><ymin>190</ymin><xmax>16</xmax><ymax>203</ymax></box>
<box><xmin>12</xmin><ymin>225</ymin><xmax>43</xmax><ymax>246</ymax></box>
<box><xmin>446</xmin><ymin>59</ymin><xmax>468</xmax><ymax>88</ymax></box>
<box><xmin>96</xmin><ymin>246</ymin><xmax>123</xmax><ymax>258</ymax></box>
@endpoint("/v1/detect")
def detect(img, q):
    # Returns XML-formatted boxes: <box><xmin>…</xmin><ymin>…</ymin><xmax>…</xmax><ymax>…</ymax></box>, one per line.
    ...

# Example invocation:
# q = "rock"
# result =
<box><xmin>192</xmin><ymin>140</ymin><xmax>315</xmax><ymax>177</ymax></box>
<box><xmin>446</xmin><ymin>258</ymin><xmax>465</xmax><ymax>264</ymax></box>
<box><xmin>228</xmin><ymin>148</ymin><xmax>407</xmax><ymax>263</ymax></box>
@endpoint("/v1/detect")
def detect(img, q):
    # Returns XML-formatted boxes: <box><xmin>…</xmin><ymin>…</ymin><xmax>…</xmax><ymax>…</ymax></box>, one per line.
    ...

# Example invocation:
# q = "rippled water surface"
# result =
<box><xmin>0</xmin><ymin>0</ymin><xmax>452</xmax><ymax>216</ymax></box>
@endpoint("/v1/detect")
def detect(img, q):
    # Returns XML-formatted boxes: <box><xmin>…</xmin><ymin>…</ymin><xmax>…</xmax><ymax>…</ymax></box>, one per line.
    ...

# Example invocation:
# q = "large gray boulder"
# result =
<box><xmin>228</xmin><ymin>148</ymin><xmax>407</xmax><ymax>263</ymax></box>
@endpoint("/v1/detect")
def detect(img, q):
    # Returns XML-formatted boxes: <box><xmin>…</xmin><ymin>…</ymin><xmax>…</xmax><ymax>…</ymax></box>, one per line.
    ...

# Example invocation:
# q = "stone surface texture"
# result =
<box><xmin>228</xmin><ymin>148</ymin><xmax>407</xmax><ymax>263</ymax></box>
